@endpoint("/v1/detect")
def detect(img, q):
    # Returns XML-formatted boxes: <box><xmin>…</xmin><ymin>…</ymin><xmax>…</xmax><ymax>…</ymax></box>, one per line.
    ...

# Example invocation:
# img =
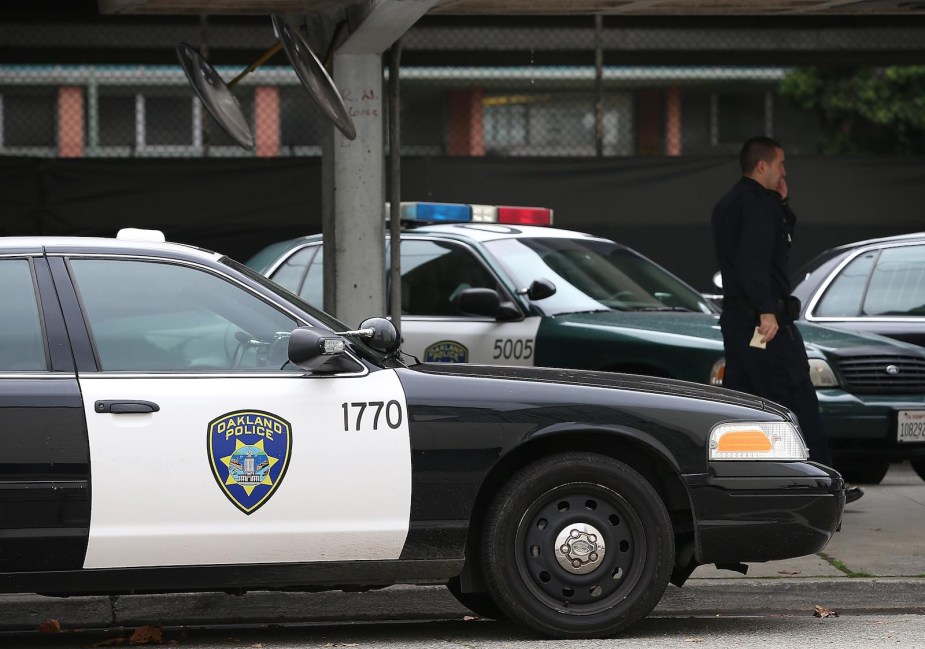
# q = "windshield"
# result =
<box><xmin>484</xmin><ymin>237</ymin><xmax>716</xmax><ymax>316</ymax></box>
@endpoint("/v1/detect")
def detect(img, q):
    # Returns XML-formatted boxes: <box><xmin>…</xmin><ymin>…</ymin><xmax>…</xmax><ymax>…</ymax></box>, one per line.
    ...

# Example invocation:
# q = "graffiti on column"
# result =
<box><xmin>341</xmin><ymin>88</ymin><xmax>379</xmax><ymax>119</ymax></box>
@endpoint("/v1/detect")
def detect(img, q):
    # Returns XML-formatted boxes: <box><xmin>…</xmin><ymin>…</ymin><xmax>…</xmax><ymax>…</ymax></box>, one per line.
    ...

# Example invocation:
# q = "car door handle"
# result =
<box><xmin>94</xmin><ymin>400</ymin><xmax>160</xmax><ymax>414</ymax></box>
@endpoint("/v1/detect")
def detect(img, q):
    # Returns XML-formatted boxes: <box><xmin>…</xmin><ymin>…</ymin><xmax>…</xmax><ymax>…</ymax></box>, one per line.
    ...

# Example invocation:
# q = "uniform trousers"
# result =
<box><xmin>719</xmin><ymin>310</ymin><xmax>833</xmax><ymax>468</ymax></box>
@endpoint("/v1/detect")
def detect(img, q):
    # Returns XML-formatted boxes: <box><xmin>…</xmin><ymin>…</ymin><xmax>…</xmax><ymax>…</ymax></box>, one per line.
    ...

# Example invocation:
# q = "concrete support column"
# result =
<box><xmin>665</xmin><ymin>86</ymin><xmax>682</xmax><ymax>156</ymax></box>
<box><xmin>448</xmin><ymin>88</ymin><xmax>484</xmax><ymax>156</ymax></box>
<box><xmin>58</xmin><ymin>86</ymin><xmax>84</xmax><ymax>158</ymax></box>
<box><xmin>323</xmin><ymin>53</ymin><xmax>385</xmax><ymax>325</ymax></box>
<box><xmin>254</xmin><ymin>86</ymin><xmax>280</xmax><ymax>158</ymax></box>
<box><xmin>319</xmin><ymin>0</ymin><xmax>437</xmax><ymax>325</ymax></box>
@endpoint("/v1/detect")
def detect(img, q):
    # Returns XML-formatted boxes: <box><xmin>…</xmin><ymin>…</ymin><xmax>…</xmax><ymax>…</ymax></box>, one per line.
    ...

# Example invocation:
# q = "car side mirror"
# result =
<box><xmin>288</xmin><ymin>327</ymin><xmax>362</xmax><ymax>373</ymax></box>
<box><xmin>455</xmin><ymin>288</ymin><xmax>521</xmax><ymax>321</ymax></box>
<box><xmin>524</xmin><ymin>278</ymin><xmax>556</xmax><ymax>301</ymax></box>
<box><xmin>357</xmin><ymin>317</ymin><xmax>400</xmax><ymax>354</ymax></box>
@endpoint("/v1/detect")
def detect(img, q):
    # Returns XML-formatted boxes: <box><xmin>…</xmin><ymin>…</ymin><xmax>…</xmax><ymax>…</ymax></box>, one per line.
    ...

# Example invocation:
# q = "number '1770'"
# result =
<box><xmin>342</xmin><ymin>400</ymin><xmax>403</xmax><ymax>431</ymax></box>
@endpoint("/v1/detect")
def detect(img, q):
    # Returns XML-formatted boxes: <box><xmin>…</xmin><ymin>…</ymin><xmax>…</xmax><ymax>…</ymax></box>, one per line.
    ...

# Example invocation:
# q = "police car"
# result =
<box><xmin>1</xmin><ymin>231</ymin><xmax>844</xmax><ymax>639</ymax></box>
<box><xmin>249</xmin><ymin>202</ymin><xmax>925</xmax><ymax>486</ymax></box>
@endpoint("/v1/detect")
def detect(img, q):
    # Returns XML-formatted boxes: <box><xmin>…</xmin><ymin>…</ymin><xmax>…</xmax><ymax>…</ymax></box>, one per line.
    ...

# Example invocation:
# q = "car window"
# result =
<box><xmin>270</xmin><ymin>246</ymin><xmax>314</xmax><ymax>296</ymax></box>
<box><xmin>268</xmin><ymin>245</ymin><xmax>325</xmax><ymax>307</ymax></box>
<box><xmin>70</xmin><ymin>259</ymin><xmax>298</xmax><ymax>372</ymax></box>
<box><xmin>0</xmin><ymin>259</ymin><xmax>47</xmax><ymax>371</ymax></box>
<box><xmin>399</xmin><ymin>240</ymin><xmax>501</xmax><ymax>316</ymax></box>
<box><xmin>301</xmin><ymin>248</ymin><xmax>324</xmax><ymax>307</ymax></box>
<box><xmin>815</xmin><ymin>252</ymin><xmax>876</xmax><ymax>317</ymax></box>
<box><xmin>863</xmin><ymin>245</ymin><xmax>925</xmax><ymax>316</ymax></box>
<box><xmin>484</xmin><ymin>237</ymin><xmax>714</xmax><ymax>316</ymax></box>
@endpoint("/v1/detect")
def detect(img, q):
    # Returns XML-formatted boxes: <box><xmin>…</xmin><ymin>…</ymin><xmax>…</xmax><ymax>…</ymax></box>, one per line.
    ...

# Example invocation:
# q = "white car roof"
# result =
<box><xmin>0</xmin><ymin>236</ymin><xmax>222</xmax><ymax>262</ymax></box>
<box><xmin>409</xmin><ymin>223</ymin><xmax>606</xmax><ymax>243</ymax></box>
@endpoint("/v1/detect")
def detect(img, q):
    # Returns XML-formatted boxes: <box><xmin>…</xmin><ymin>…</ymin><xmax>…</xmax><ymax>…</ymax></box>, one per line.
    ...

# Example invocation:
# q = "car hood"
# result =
<box><xmin>549</xmin><ymin>310</ymin><xmax>724</xmax><ymax>346</ymax></box>
<box><xmin>411</xmin><ymin>361</ymin><xmax>790</xmax><ymax>416</ymax></box>
<box><xmin>797</xmin><ymin>321</ymin><xmax>925</xmax><ymax>356</ymax></box>
<box><xmin>547</xmin><ymin>309</ymin><xmax>920</xmax><ymax>358</ymax></box>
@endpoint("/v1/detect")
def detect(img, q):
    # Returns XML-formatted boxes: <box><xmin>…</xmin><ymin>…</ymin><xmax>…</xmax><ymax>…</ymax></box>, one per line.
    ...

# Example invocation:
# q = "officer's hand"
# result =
<box><xmin>776</xmin><ymin>178</ymin><xmax>788</xmax><ymax>200</ymax></box>
<box><xmin>758</xmin><ymin>313</ymin><xmax>779</xmax><ymax>343</ymax></box>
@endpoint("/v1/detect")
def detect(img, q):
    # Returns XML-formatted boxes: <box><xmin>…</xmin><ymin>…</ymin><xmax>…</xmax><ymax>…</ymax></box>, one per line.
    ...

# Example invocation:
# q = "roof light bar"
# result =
<box><xmin>497</xmin><ymin>206</ymin><xmax>554</xmax><ymax>226</ymax></box>
<box><xmin>386</xmin><ymin>201</ymin><xmax>553</xmax><ymax>226</ymax></box>
<box><xmin>401</xmin><ymin>202</ymin><xmax>472</xmax><ymax>222</ymax></box>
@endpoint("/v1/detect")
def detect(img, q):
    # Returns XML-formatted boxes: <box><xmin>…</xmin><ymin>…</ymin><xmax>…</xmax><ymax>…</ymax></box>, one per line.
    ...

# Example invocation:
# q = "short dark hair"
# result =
<box><xmin>739</xmin><ymin>136</ymin><xmax>783</xmax><ymax>174</ymax></box>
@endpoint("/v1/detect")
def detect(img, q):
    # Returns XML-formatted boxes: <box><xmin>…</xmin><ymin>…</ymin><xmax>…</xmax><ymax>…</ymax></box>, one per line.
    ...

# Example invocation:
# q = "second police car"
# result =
<box><xmin>248</xmin><ymin>202</ymin><xmax>925</xmax><ymax>486</ymax></box>
<box><xmin>1</xmin><ymin>231</ymin><xmax>843</xmax><ymax>639</ymax></box>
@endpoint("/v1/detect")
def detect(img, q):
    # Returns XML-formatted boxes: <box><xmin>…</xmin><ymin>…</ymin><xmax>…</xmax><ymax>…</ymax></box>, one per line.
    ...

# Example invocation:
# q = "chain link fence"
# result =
<box><xmin>2</xmin><ymin>16</ymin><xmax>925</xmax><ymax>159</ymax></box>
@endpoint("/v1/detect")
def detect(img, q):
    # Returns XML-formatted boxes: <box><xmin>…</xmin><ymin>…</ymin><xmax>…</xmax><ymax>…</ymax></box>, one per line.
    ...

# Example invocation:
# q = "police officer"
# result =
<box><xmin>711</xmin><ymin>136</ymin><xmax>863</xmax><ymax>503</ymax></box>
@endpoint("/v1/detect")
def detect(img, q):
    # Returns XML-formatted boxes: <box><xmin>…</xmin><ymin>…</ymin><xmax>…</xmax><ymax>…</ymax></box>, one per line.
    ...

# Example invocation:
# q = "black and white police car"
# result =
<box><xmin>1</xmin><ymin>230</ymin><xmax>845</xmax><ymax>638</ymax></box>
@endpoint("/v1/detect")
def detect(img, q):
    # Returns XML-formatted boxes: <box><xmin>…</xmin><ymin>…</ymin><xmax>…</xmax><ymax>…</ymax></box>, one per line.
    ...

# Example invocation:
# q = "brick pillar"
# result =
<box><xmin>448</xmin><ymin>88</ymin><xmax>484</xmax><ymax>156</ymax></box>
<box><xmin>665</xmin><ymin>86</ymin><xmax>682</xmax><ymax>156</ymax></box>
<box><xmin>58</xmin><ymin>86</ymin><xmax>84</xmax><ymax>158</ymax></box>
<box><xmin>254</xmin><ymin>86</ymin><xmax>280</xmax><ymax>158</ymax></box>
<box><xmin>635</xmin><ymin>89</ymin><xmax>663</xmax><ymax>156</ymax></box>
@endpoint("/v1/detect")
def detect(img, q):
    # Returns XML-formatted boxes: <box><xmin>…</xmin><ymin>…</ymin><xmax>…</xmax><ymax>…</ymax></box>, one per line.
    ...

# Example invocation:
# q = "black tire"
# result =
<box><xmin>836</xmin><ymin>460</ymin><xmax>890</xmax><ymax>485</ymax></box>
<box><xmin>482</xmin><ymin>452</ymin><xmax>673</xmax><ymax>639</ymax></box>
<box><xmin>446</xmin><ymin>576</ymin><xmax>508</xmax><ymax>620</ymax></box>
<box><xmin>911</xmin><ymin>460</ymin><xmax>925</xmax><ymax>482</ymax></box>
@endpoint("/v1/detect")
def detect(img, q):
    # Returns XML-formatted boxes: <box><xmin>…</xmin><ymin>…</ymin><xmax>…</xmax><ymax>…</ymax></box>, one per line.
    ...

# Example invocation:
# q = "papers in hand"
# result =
<box><xmin>749</xmin><ymin>327</ymin><xmax>767</xmax><ymax>349</ymax></box>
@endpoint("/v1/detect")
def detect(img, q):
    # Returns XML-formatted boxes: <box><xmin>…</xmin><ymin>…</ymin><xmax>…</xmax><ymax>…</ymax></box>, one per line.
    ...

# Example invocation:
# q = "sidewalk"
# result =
<box><xmin>2</xmin><ymin>463</ymin><xmax>923</xmax><ymax>633</ymax></box>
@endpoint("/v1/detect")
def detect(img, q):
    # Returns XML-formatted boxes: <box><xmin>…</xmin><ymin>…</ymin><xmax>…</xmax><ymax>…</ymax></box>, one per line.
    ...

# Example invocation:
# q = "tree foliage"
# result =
<box><xmin>780</xmin><ymin>66</ymin><xmax>925</xmax><ymax>154</ymax></box>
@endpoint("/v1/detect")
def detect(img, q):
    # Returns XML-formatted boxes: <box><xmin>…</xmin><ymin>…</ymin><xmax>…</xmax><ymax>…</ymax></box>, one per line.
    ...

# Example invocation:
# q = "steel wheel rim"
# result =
<box><xmin>513</xmin><ymin>481</ymin><xmax>648</xmax><ymax>616</ymax></box>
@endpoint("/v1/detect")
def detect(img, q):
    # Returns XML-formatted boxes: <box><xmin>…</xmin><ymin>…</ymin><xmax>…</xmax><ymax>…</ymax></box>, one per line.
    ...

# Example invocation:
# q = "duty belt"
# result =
<box><xmin>722</xmin><ymin>296</ymin><xmax>801</xmax><ymax>320</ymax></box>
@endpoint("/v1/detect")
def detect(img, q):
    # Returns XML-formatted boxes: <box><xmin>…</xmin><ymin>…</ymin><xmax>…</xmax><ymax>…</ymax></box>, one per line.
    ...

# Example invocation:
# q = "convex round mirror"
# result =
<box><xmin>176</xmin><ymin>43</ymin><xmax>255</xmax><ymax>150</ymax></box>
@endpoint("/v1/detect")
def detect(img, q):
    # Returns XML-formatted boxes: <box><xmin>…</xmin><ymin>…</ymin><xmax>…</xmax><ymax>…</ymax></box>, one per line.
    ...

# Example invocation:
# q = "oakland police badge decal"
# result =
<box><xmin>208</xmin><ymin>410</ymin><xmax>292</xmax><ymax>515</ymax></box>
<box><xmin>424</xmin><ymin>340</ymin><xmax>469</xmax><ymax>363</ymax></box>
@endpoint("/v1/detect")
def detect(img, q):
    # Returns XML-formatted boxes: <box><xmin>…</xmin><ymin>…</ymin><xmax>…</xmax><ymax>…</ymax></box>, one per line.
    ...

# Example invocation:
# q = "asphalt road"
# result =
<box><xmin>1</xmin><ymin>462</ymin><xmax>923</xmax><ymax>646</ymax></box>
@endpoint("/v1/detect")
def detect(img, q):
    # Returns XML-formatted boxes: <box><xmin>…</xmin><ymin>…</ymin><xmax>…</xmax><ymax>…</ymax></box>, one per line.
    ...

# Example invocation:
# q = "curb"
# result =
<box><xmin>2</xmin><ymin>578</ymin><xmax>924</xmax><ymax>633</ymax></box>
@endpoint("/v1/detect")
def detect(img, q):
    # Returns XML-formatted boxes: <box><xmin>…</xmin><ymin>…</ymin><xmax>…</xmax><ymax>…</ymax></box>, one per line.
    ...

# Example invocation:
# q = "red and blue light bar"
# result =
<box><xmin>387</xmin><ymin>202</ymin><xmax>553</xmax><ymax>226</ymax></box>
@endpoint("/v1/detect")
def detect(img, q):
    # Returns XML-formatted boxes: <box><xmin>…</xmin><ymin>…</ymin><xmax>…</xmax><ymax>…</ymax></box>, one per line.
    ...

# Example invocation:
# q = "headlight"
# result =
<box><xmin>709</xmin><ymin>357</ymin><xmax>838</xmax><ymax>389</ymax></box>
<box><xmin>709</xmin><ymin>421</ymin><xmax>808</xmax><ymax>461</ymax></box>
<box><xmin>808</xmin><ymin>358</ymin><xmax>838</xmax><ymax>388</ymax></box>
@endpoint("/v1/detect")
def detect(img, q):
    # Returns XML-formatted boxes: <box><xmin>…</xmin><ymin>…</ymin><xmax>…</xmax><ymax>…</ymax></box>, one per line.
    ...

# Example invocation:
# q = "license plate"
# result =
<box><xmin>897</xmin><ymin>410</ymin><xmax>925</xmax><ymax>443</ymax></box>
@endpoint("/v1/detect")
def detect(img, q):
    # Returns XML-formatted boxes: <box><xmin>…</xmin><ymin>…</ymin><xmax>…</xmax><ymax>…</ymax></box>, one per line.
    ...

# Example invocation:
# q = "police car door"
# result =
<box><xmin>397</xmin><ymin>238</ymin><xmax>541</xmax><ymax>366</ymax></box>
<box><xmin>63</xmin><ymin>256</ymin><xmax>410</xmax><ymax>569</ymax></box>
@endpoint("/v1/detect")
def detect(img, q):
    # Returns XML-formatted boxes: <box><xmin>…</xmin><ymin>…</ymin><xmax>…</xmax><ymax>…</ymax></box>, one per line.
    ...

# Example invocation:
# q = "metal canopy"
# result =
<box><xmin>98</xmin><ymin>0</ymin><xmax>925</xmax><ymax>16</ymax></box>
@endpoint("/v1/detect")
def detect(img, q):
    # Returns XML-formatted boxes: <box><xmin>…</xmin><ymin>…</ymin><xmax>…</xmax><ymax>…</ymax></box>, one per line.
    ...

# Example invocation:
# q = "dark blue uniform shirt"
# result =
<box><xmin>711</xmin><ymin>176</ymin><xmax>795</xmax><ymax>316</ymax></box>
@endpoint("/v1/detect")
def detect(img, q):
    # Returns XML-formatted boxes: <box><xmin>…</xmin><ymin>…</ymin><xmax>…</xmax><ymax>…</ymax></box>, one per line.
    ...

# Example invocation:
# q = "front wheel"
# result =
<box><xmin>911</xmin><ymin>459</ymin><xmax>925</xmax><ymax>482</ymax></box>
<box><xmin>482</xmin><ymin>452</ymin><xmax>673</xmax><ymax>638</ymax></box>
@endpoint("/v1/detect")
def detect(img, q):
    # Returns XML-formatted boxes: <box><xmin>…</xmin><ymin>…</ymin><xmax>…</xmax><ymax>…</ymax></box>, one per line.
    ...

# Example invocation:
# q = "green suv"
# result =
<box><xmin>248</xmin><ymin>203</ymin><xmax>925</xmax><ymax>483</ymax></box>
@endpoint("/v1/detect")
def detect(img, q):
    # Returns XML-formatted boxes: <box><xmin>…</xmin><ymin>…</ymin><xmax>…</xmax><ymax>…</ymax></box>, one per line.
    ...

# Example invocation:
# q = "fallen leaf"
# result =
<box><xmin>90</xmin><ymin>638</ymin><xmax>127</xmax><ymax>647</ymax></box>
<box><xmin>463</xmin><ymin>615</ymin><xmax>478</xmax><ymax>621</ymax></box>
<box><xmin>684</xmin><ymin>639</ymin><xmax>705</xmax><ymax>643</ymax></box>
<box><xmin>813</xmin><ymin>604</ymin><xmax>839</xmax><ymax>618</ymax></box>
<box><xmin>778</xmin><ymin>570</ymin><xmax>801</xmax><ymax>575</ymax></box>
<box><xmin>129</xmin><ymin>625</ymin><xmax>163</xmax><ymax>645</ymax></box>
<box><xmin>38</xmin><ymin>619</ymin><xmax>61</xmax><ymax>634</ymax></box>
